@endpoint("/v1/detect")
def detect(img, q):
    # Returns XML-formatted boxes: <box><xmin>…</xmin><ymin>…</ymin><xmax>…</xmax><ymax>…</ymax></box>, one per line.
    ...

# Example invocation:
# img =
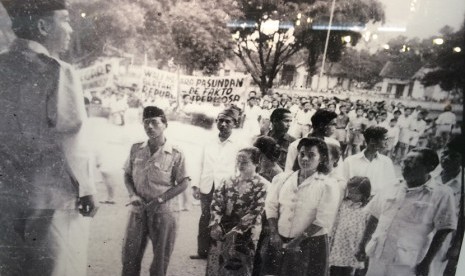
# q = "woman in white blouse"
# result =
<box><xmin>263</xmin><ymin>137</ymin><xmax>339</xmax><ymax>276</ymax></box>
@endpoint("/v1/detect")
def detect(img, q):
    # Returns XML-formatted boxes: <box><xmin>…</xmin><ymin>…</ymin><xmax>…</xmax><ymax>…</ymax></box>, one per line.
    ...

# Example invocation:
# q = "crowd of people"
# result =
<box><xmin>81</xmin><ymin>74</ymin><xmax>464</xmax><ymax>276</ymax></box>
<box><xmin>0</xmin><ymin>1</ymin><xmax>464</xmax><ymax>276</ymax></box>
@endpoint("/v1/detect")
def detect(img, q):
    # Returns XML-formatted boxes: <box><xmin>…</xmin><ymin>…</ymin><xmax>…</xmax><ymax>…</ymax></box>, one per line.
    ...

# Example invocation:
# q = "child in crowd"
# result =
<box><xmin>329</xmin><ymin>177</ymin><xmax>371</xmax><ymax>276</ymax></box>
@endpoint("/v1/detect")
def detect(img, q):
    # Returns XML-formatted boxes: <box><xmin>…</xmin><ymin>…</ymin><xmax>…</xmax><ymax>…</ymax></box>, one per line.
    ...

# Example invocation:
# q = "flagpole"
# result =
<box><xmin>316</xmin><ymin>0</ymin><xmax>336</xmax><ymax>92</ymax></box>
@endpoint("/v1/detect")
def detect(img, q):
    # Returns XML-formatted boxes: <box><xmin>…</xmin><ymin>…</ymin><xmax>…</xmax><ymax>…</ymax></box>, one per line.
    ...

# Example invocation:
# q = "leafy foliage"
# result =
<box><xmin>225</xmin><ymin>0</ymin><xmax>385</xmax><ymax>94</ymax></box>
<box><xmin>421</xmin><ymin>21</ymin><xmax>465</xmax><ymax>93</ymax></box>
<box><xmin>68</xmin><ymin>0</ymin><xmax>233</xmax><ymax>73</ymax></box>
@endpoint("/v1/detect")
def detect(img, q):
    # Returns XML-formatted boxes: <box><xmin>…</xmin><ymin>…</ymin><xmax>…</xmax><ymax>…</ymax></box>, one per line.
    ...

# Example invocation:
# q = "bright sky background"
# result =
<box><xmin>381</xmin><ymin>0</ymin><xmax>465</xmax><ymax>38</ymax></box>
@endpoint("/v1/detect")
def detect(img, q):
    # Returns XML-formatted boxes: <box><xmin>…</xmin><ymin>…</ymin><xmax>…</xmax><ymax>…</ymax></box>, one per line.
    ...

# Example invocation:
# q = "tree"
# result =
<box><xmin>68</xmin><ymin>0</ymin><xmax>233</xmax><ymax>73</ymax></box>
<box><xmin>169</xmin><ymin>1</ymin><xmax>234</xmax><ymax>74</ymax></box>
<box><xmin>227</xmin><ymin>0</ymin><xmax>384</xmax><ymax>95</ymax></box>
<box><xmin>334</xmin><ymin>47</ymin><xmax>387</xmax><ymax>90</ymax></box>
<box><xmin>421</xmin><ymin>21</ymin><xmax>465</xmax><ymax>97</ymax></box>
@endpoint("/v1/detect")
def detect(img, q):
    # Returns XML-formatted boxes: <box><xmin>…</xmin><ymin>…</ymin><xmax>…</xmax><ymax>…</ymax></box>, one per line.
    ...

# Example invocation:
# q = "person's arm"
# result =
<box><xmin>416</xmin><ymin>229</ymin><xmax>454</xmax><ymax>276</ymax></box>
<box><xmin>192</xmin><ymin>145</ymin><xmax>206</xmax><ymax>200</ymax></box>
<box><xmin>355</xmin><ymin>215</ymin><xmax>379</xmax><ymax>261</ymax></box>
<box><xmin>284</xmin><ymin>141</ymin><xmax>298</xmax><ymax>172</ymax></box>
<box><xmin>158</xmin><ymin>178</ymin><xmax>189</xmax><ymax>202</ymax></box>
<box><xmin>123</xmin><ymin>144</ymin><xmax>144</xmax><ymax>206</ymax></box>
<box><xmin>266</xmin><ymin>174</ymin><xmax>287</xmax><ymax>248</ymax></box>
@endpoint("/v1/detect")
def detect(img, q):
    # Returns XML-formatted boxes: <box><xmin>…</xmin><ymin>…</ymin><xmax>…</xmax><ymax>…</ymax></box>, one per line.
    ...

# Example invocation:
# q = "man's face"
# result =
<box><xmin>324</xmin><ymin>118</ymin><xmax>337</xmax><ymax>137</ymax></box>
<box><xmin>143</xmin><ymin>117</ymin><xmax>166</xmax><ymax>139</ymax></box>
<box><xmin>216</xmin><ymin>114</ymin><xmax>235</xmax><ymax>135</ymax></box>
<box><xmin>440</xmin><ymin>148</ymin><xmax>462</xmax><ymax>173</ymax></box>
<box><xmin>273</xmin><ymin>113</ymin><xmax>292</xmax><ymax>133</ymax></box>
<box><xmin>368</xmin><ymin>135</ymin><xmax>387</xmax><ymax>152</ymax></box>
<box><xmin>328</xmin><ymin>104</ymin><xmax>336</xmax><ymax>113</ymax></box>
<box><xmin>402</xmin><ymin>151</ymin><xmax>428</xmax><ymax>183</ymax></box>
<box><xmin>339</xmin><ymin>106</ymin><xmax>347</xmax><ymax>114</ymax></box>
<box><xmin>47</xmin><ymin>10</ymin><xmax>73</xmax><ymax>53</ymax></box>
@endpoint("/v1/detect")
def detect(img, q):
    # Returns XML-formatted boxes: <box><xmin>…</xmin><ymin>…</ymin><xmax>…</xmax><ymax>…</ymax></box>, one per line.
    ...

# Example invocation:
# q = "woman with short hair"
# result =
<box><xmin>264</xmin><ymin>137</ymin><xmax>340</xmax><ymax>276</ymax></box>
<box><xmin>206</xmin><ymin>147</ymin><xmax>269</xmax><ymax>276</ymax></box>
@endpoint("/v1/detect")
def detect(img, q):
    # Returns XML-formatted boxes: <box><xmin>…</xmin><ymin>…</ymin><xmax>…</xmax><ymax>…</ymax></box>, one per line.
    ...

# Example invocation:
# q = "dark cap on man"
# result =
<box><xmin>2</xmin><ymin>0</ymin><xmax>67</xmax><ymax>17</ymax></box>
<box><xmin>311</xmin><ymin>109</ymin><xmax>337</xmax><ymax>129</ymax></box>
<box><xmin>218</xmin><ymin>107</ymin><xmax>239</xmax><ymax>122</ymax></box>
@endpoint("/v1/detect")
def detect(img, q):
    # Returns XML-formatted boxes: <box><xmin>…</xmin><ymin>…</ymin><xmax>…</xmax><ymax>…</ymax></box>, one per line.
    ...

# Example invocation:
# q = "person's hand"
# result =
<box><xmin>78</xmin><ymin>195</ymin><xmax>97</xmax><ymax>217</ymax></box>
<box><xmin>269</xmin><ymin>232</ymin><xmax>283</xmax><ymax>249</ymax></box>
<box><xmin>210</xmin><ymin>224</ymin><xmax>223</xmax><ymax>241</ymax></box>
<box><xmin>415</xmin><ymin>260</ymin><xmax>430</xmax><ymax>276</ymax></box>
<box><xmin>192</xmin><ymin>187</ymin><xmax>200</xmax><ymax>200</ymax></box>
<box><xmin>285</xmin><ymin>237</ymin><xmax>302</xmax><ymax>253</ymax></box>
<box><xmin>354</xmin><ymin>246</ymin><xmax>367</xmax><ymax>262</ymax></box>
<box><xmin>444</xmin><ymin>244</ymin><xmax>461</xmax><ymax>261</ymax></box>
<box><xmin>129</xmin><ymin>194</ymin><xmax>144</xmax><ymax>207</ymax></box>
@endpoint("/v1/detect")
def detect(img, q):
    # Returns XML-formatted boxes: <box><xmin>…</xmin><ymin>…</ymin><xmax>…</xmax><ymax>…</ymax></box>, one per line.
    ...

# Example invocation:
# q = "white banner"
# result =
<box><xmin>78</xmin><ymin>59</ymin><xmax>117</xmax><ymax>91</ymax></box>
<box><xmin>141</xmin><ymin>67</ymin><xmax>249</xmax><ymax>105</ymax></box>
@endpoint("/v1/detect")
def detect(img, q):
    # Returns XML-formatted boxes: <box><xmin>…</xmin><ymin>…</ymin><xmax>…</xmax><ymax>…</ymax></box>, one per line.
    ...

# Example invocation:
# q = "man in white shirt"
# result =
<box><xmin>343</xmin><ymin>126</ymin><xmax>396</xmax><ymax>195</ymax></box>
<box><xmin>395</xmin><ymin>107</ymin><xmax>414</xmax><ymax>163</ymax></box>
<box><xmin>356</xmin><ymin>148</ymin><xmax>456</xmax><ymax>276</ymax></box>
<box><xmin>190</xmin><ymin>107</ymin><xmax>245</xmax><ymax>259</ymax></box>
<box><xmin>430</xmin><ymin>136</ymin><xmax>464</xmax><ymax>276</ymax></box>
<box><xmin>292</xmin><ymin>101</ymin><xmax>315</xmax><ymax>138</ymax></box>
<box><xmin>435</xmin><ymin>105</ymin><xmax>457</xmax><ymax>145</ymax></box>
<box><xmin>408</xmin><ymin>109</ymin><xmax>428</xmax><ymax>150</ymax></box>
<box><xmin>383</xmin><ymin>118</ymin><xmax>400</xmax><ymax>159</ymax></box>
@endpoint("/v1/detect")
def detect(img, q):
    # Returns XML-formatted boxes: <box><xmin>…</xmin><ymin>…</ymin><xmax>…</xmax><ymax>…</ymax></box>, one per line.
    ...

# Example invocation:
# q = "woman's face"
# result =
<box><xmin>236</xmin><ymin>151</ymin><xmax>256</xmax><ymax>175</ymax></box>
<box><xmin>297</xmin><ymin>145</ymin><xmax>320</xmax><ymax>172</ymax></box>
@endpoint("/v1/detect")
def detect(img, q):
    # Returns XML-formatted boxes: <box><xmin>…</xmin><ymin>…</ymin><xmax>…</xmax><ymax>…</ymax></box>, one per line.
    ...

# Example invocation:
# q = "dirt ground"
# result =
<box><xmin>86</xmin><ymin>119</ymin><xmax>214</xmax><ymax>276</ymax></box>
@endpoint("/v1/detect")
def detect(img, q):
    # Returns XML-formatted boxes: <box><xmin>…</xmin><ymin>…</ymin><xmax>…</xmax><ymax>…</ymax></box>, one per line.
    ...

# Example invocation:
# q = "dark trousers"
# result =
<box><xmin>330</xmin><ymin>266</ymin><xmax>354</xmax><ymax>276</ymax></box>
<box><xmin>197</xmin><ymin>185</ymin><xmax>214</xmax><ymax>257</ymax></box>
<box><xmin>263</xmin><ymin>234</ymin><xmax>329</xmax><ymax>276</ymax></box>
<box><xmin>0</xmin><ymin>202</ymin><xmax>57</xmax><ymax>276</ymax></box>
<box><xmin>122</xmin><ymin>210</ymin><xmax>178</xmax><ymax>276</ymax></box>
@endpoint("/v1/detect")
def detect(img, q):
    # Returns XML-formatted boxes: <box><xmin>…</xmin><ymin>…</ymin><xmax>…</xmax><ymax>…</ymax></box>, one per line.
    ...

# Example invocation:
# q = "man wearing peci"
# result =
<box><xmin>0</xmin><ymin>0</ymin><xmax>97</xmax><ymax>275</ymax></box>
<box><xmin>122</xmin><ymin>106</ymin><xmax>190</xmax><ymax>276</ymax></box>
<box><xmin>190</xmin><ymin>107</ymin><xmax>246</xmax><ymax>259</ymax></box>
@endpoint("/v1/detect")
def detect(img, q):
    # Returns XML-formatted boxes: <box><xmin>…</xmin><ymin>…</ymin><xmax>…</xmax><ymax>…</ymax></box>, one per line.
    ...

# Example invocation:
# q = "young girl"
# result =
<box><xmin>329</xmin><ymin>177</ymin><xmax>371</xmax><ymax>276</ymax></box>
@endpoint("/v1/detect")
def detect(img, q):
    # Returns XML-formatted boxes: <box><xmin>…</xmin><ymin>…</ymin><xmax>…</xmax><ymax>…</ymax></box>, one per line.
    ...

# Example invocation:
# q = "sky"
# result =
<box><xmin>381</xmin><ymin>0</ymin><xmax>465</xmax><ymax>38</ymax></box>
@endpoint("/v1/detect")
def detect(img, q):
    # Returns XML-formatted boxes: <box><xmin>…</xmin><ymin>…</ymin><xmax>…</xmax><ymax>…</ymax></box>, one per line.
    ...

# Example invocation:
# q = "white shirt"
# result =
<box><xmin>265</xmin><ymin>172</ymin><xmax>339</xmax><ymax>238</ymax></box>
<box><xmin>385</xmin><ymin>125</ymin><xmax>400</xmax><ymax>148</ymax></box>
<box><xmin>194</xmin><ymin>132</ymin><xmax>246</xmax><ymax>193</ymax></box>
<box><xmin>365</xmin><ymin>178</ymin><xmax>456</xmax><ymax>266</ymax></box>
<box><xmin>285</xmin><ymin>137</ymin><xmax>340</xmax><ymax>172</ymax></box>
<box><xmin>408</xmin><ymin>119</ymin><xmax>427</xmax><ymax>146</ymax></box>
<box><xmin>295</xmin><ymin>109</ymin><xmax>315</xmax><ymax>125</ymax></box>
<box><xmin>436</xmin><ymin>111</ymin><xmax>456</xmax><ymax>125</ymax></box>
<box><xmin>342</xmin><ymin>151</ymin><xmax>396</xmax><ymax>195</ymax></box>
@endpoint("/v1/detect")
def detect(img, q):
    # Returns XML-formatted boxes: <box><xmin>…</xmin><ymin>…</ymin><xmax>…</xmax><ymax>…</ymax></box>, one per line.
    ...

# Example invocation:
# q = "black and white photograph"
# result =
<box><xmin>0</xmin><ymin>0</ymin><xmax>464</xmax><ymax>275</ymax></box>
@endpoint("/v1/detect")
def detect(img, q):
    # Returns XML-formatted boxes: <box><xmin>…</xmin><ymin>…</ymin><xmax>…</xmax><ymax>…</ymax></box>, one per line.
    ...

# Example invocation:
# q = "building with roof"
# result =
<box><xmin>379</xmin><ymin>61</ymin><xmax>451</xmax><ymax>101</ymax></box>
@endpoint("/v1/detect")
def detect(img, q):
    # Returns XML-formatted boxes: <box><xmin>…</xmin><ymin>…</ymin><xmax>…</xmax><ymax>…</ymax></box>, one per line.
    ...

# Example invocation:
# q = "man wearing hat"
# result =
<box><xmin>123</xmin><ymin>106</ymin><xmax>190</xmax><ymax>275</ymax></box>
<box><xmin>0</xmin><ymin>1</ymin><xmax>96</xmax><ymax>275</ymax></box>
<box><xmin>190</xmin><ymin>107</ymin><xmax>246</xmax><ymax>259</ymax></box>
<box><xmin>284</xmin><ymin>109</ymin><xmax>340</xmax><ymax>172</ymax></box>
